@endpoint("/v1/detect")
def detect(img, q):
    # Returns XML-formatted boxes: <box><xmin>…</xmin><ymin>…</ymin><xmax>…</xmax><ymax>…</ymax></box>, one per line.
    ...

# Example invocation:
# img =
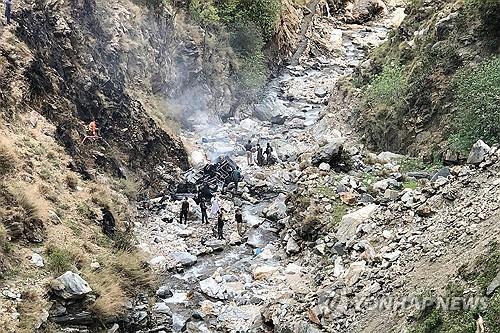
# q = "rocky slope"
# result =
<box><xmin>329</xmin><ymin>0</ymin><xmax>500</xmax><ymax>158</ymax></box>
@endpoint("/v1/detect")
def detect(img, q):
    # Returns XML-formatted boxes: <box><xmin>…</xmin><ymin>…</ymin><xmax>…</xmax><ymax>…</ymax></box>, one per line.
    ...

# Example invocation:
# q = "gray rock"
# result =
<box><xmin>319</xmin><ymin>162</ymin><xmax>331</xmax><ymax>172</ymax></box>
<box><xmin>377</xmin><ymin>151</ymin><xmax>404</xmax><ymax>163</ymax></box>
<box><xmin>30</xmin><ymin>253</ymin><xmax>44</xmax><ymax>267</ymax></box>
<box><xmin>156</xmin><ymin>286</ymin><xmax>173</xmax><ymax>299</ymax></box>
<box><xmin>312</xmin><ymin>139</ymin><xmax>344</xmax><ymax>166</ymax></box>
<box><xmin>407</xmin><ymin>171</ymin><xmax>431</xmax><ymax>179</ymax></box>
<box><xmin>169</xmin><ymin>251</ymin><xmax>197</xmax><ymax>268</ymax></box>
<box><xmin>264</xmin><ymin>194</ymin><xmax>287</xmax><ymax>221</ymax></box>
<box><xmin>152</xmin><ymin>302</ymin><xmax>171</xmax><ymax>315</ymax></box>
<box><xmin>52</xmin><ymin>272</ymin><xmax>92</xmax><ymax>300</ymax></box>
<box><xmin>467</xmin><ymin>140</ymin><xmax>490</xmax><ymax>164</ymax></box>
<box><xmin>336</xmin><ymin>204</ymin><xmax>378</xmax><ymax>243</ymax></box>
<box><xmin>486</xmin><ymin>271</ymin><xmax>500</xmax><ymax>296</ymax></box>
<box><xmin>384</xmin><ymin>189</ymin><xmax>400</xmax><ymax>200</ymax></box>
<box><xmin>359</xmin><ymin>193</ymin><xmax>374</xmax><ymax>204</ymax></box>
<box><xmin>431</xmin><ymin>167</ymin><xmax>450</xmax><ymax>182</ymax></box>
<box><xmin>314</xmin><ymin>88</ymin><xmax>328</xmax><ymax>98</ymax></box>
<box><xmin>270</xmin><ymin>114</ymin><xmax>288</xmax><ymax>125</ymax></box>
<box><xmin>286</xmin><ymin>237</ymin><xmax>301</xmax><ymax>254</ymax></box>
<box><xmin>382</xmin><ymin>250</ymin><xmax>401</xmax><ymax>262</ymax></box>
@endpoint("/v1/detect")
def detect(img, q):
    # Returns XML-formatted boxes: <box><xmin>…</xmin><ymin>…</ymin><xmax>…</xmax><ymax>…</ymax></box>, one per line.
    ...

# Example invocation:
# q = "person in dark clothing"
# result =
<box><xmin>265</xmin><ymin>143</ymin><xmax>273</xmax><ymax>165</ymax></box>
<box><xmin>256</xmin><ymin>144</ymin><xmax>264</xmax><ymax>166</ymax></box>
<box><xmin>4</xmin><ymin>0</ymin><xmax>12</xmax><ymax>25</ymax></box>
<box><xmin>235</xmin><ymin>209</ymin><xmax>244</xmax><ymax>236</ymax></box>
<box><xmin>231</xmin><ymin>167</ymin><xmax>241</xmax><ymax>193</ymax></box>
<box><xmin>244</xmin><ymin>140</ymin><xmax>253</xmax><ymax>165</ymax></box>
<box><xmin>179</xmin><ymin>197</ymin><xmax>189</xmax><ymax>224</ymax></box>
<box><xmin>200</xmin><ymin>200</ymin><xmax>208</xmax><ymax>224</ymax></box>
<box><xmin>217</xmin><ymin>209</ymin><xmax>225</xmax><ymax>240</ymax></box>
<box><xmin>199</xmin><ymin>182</ymin><xmax>212</xmax><ymax>202</ymax></box>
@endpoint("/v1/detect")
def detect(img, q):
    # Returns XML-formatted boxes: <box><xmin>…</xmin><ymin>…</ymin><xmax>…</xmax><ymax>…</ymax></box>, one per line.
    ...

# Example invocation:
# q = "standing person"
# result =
<box><xmin>244</xmin><ymin>140</ymin><xmax>253</xmax><ymax>165</ymax></box>
<box><xmin>231</xmin><ymin>167</ymin><xmax>241</xmax><ymax>193</ymax></box>
<box><xmin>217</xmin><ymin>209</ymin><xmax>225</xmax><ymax>240</ymax></box>
<box><xmin>235</xmin><ymin>208</ymin><xmax>244</xmax><ymax>236</ymax></box>
<box><xmin>265</xmin><ymin>143</ymin><xmax>273</xmax><ymax>165</ymax></box>
<box><xmin>210</xmin><ymin>196</ymin><xmax>220</xmax><ymax>236</ymax></box>
<box><xmin>256</xmin><ymin>144</ymin><xmax>264</xmax><ymax>166</ymax></box>
<box><xmin>200</xmin><ymin>200</ymin><xmax>208</xmax><ymax>224</ymax></box>
<box><xmin>4</xmin><ymin>0</ymin><xmax>12</xmax><ymax>25</ymax></box>
<box><xmin>179</xmin><ymin>197</ymin><xmax>189</xmax><ymax>225</ymax></box>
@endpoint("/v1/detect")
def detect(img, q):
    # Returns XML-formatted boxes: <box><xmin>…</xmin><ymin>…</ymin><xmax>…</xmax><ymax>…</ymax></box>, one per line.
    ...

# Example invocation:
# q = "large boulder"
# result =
<box><xmin>467</xmin><ymin>140</ymin><xmax>491</xmax><ymax>165</ymax></box>
<box><xmin>311</xmin><ymin>139</ymin><xmax>344</xmax><ymax>166</ymax></box>
<box><xmin>169</xmin><ymin>251</ymin><xmax>197</xmax><ymax>268</ymax></box>
<box><xmin>263</xmin><ymin>194</ymin><xmax>287</xmax><ymax>221</ymax></box>
<box><xmin>346</xmin><ymin>0</ymin><xmax>387</xmax><ymax>24</ymax></box>
<box><xmin>253</xmin><ymin>265</ymin><xmax>279</xmax><ymax>280</ymax></box>
<box><xmin>51</xmin><ymin>272</ymin><xmax>92</xmax><ymax>300</ymax></box>
<box><xmin>336</xmin><ymin>204</ymin><xmax>378</xmax><ymax>243</ymax></box>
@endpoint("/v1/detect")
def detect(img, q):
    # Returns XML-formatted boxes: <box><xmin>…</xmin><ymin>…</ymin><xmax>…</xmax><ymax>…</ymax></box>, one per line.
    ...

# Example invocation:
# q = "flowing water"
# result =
<box><xmin>137</xmin><ymin>12</ymin><xmax>402</xmax><ymax>332</ymax></box>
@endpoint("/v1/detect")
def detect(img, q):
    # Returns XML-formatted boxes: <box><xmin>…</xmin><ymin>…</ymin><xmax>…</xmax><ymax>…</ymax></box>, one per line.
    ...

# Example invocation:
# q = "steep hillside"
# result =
<box><xmin>330</xmin><ymin>0</ymin><xmax>500</xmax><ymax>159</ymax></box>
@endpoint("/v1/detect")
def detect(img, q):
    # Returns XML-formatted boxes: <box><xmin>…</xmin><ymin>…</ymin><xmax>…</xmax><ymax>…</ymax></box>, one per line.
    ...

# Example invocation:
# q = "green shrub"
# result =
<box><xmin>218</xmin><ymin>0</ymin><xmax>281</xmax><ymax>41</ymax></box>
<box><xmin>237</xmin><ymin>51</ymin><xmax>268</xmax><ymax>100</ymax></box>
<box><xmin>450</xmin><ymin>57</ymin><xmax>500</xmax><ymax>151</ymax></box>
<box><xmin>46</xmin><ymin>248</ymin><xmax>74</xmax><ymax>274</ymax></box>
<box><xmin>237</xmin><ymin>0</ymin><xmax>281</xmax><ymax>40</ymax></box>
<box><xmin>113</xmin><ymin>230</ymin><xmax>136</xmax><ymax>252</ymax></box>
<box><xmin>365</xmin><ymin>65</ymin><xmax>407</xmax><ymax>108</ymax></box>
<box><xmin>189</xmin><ymin>0</ymin><xmax>220</xmax><ymax>26</ymax></box>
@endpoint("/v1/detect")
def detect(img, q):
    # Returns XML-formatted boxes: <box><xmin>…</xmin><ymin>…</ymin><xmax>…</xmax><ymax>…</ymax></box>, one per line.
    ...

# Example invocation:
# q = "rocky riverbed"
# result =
<box><xmin>129</xmin><ymin>6</ymin><xmax>424</xmax><ymax>333</ymax></box>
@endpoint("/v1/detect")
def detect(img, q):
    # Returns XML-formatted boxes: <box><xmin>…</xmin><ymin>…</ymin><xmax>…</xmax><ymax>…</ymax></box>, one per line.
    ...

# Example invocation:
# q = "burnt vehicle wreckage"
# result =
<box><xmin>170</xmin><ymin>155</ymin><xmax>240</xmax><ymax>202</ymax></box>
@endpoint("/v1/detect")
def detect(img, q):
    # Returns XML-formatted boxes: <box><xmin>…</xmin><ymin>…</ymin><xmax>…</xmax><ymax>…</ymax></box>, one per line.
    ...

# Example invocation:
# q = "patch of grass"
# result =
<box><xmin>112</xmin><ymin>230</ymin><xmax>136</xmax><ymax>252</ymax></box>
<box><xmin>111</xmin><ymin>252</ymin><xmax>154</xmax><ymax>291</ymax></box>
<box><xmin>330</xmin><ymin>201</ymin><xmax>348</xmax><ymax>229</ymax></box>
<box><xmin>84</xmin><ymin>269</ymin><xmax>127</xmax><ymax>320</ymax></box>
<box><xmin>65</xmin><ymin>173</ymin><xmax>79</xmax><ymax>190</ymax></box>
<box><xmin>314</xmin><ymin>184</ymin><xmax>336</xmax><ymax>198</ymax></box>
<box><xmin>411</xmin><ymin>244</ymin><xmax>500</xmax><ymax>333</ymax></box>
<box><xmin>46</xmin><ymin>247</ymin><xmax>74</xmax><ymax>274</ymax></box>
<box><xmin>0</xmin><ymin>137</ymin><xmax>18</xmax><ymax>178</ymax></box>
<box><xmin>17</xmin><ymin>290</ymin><xmax>49</xmax><ymax>333</ymax></box>
<box><xmin>77</xmin><ymin>202</ymin><xmax>94</xmax><ymax>220</ymax></box>
<box><xmin>399</xmin><ymin>157</ymin><xmax>440</xmax><ymax>173</ymax></box>
<box><xmin>9</xmin><ymin>184</ymin><xmax>48</xmax><ymax>222</ymax></box>
<box><xmin>403</xmin><ymin>180</ymin><xmax>419</xmax><ymax>189</ymax></box>
<box><xmin>117</xmin><ymin>177</ymin><xmax>141</xmax><ymax>201</ymax></box>
<box><xmin>66</xmin><ymin>220</ymin><xmax>83</xmax><ymax>237</ymax></box>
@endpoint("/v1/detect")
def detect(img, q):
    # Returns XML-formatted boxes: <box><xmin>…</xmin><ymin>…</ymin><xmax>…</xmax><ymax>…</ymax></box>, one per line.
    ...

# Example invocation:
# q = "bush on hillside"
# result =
<box><xmin>189</xmin><ymin>0</ymin><xmax>220</xmax><ymax>26</ymax></box>
<box><xmin>450</xmin><ymin>57</ymin><xmax>500</xmax><ymax>151</ymax></box>
<box><xmin>365</xmin><ymin>65</ymin><xmax>407</xmax><ymax>108</ymax></box>
<box><xmin>464</xmin><ymin>0</ymin><xmax>500</xmax><ymax>38</ymax></box>
<box><xmin>218</xmin><ymin>0</ymin><xmax>281</xmax><ymax>41</ymax></box>
<box><xmin>0</xmin><ymin>138</ymin><xmax>17</xmax><ymax>178</ymax></box>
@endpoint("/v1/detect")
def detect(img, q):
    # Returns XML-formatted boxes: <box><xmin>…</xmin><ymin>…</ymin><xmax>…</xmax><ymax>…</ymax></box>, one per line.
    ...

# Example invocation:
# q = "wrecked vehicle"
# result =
<box><xmin>171</xmin><ymin>155</ymin><xmax>240</xmax><ymax>201</ymax></box>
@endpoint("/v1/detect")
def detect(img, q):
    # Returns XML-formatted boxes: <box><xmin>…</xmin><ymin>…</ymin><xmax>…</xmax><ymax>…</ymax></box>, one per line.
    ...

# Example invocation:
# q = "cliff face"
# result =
<box><xmin>0</xmin><ymin>0</ymin><xmax>203</xmax><ymax>192</ymax></box>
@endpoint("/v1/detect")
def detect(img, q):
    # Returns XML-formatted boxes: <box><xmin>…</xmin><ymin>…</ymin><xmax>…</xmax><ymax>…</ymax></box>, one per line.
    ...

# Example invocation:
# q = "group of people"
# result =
<box><xmin>245</xmin><ymin>140</ymin><xmax>275</xmax><ymax>166</ymax></box>
<box><xmin>179</xmin><ymin>196</ymin><xmax>245</xmax><ymax>240</ymax></box>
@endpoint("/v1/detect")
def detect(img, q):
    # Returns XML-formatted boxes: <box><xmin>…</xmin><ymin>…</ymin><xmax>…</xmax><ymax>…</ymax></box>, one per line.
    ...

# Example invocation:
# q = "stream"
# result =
<box><xmin>135</xmin><ymin>10</ymin><xmax>403</xmax><ymax>333</ymax></box>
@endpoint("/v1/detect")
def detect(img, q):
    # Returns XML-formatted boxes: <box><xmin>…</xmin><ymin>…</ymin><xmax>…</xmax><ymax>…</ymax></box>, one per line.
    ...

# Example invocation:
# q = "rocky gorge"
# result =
<box><xmin>1</xmin><ymin>0</ymin><xmax>499</xmax><ymax>333</ymax></box>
